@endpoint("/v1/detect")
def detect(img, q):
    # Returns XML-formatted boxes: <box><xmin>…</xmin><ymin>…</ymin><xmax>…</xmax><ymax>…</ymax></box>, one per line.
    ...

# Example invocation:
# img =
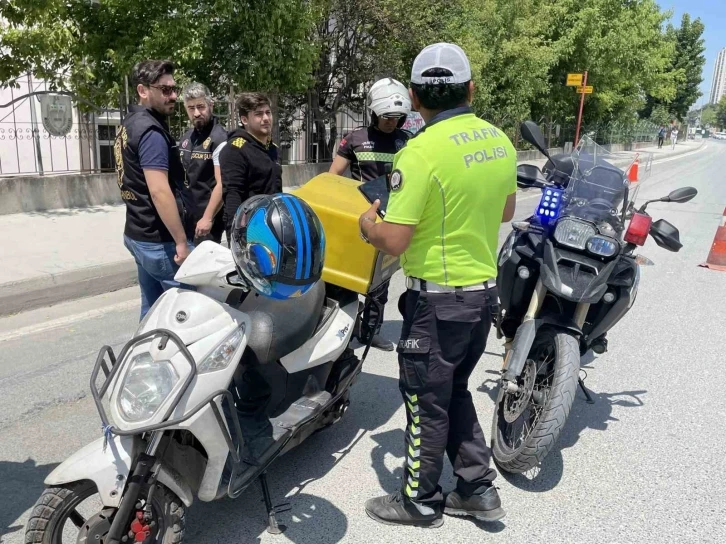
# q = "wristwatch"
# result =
<box><xmin>359</xmin><ymin>216</ymin><xmax>375</xmax><ymax>244</ymax></box>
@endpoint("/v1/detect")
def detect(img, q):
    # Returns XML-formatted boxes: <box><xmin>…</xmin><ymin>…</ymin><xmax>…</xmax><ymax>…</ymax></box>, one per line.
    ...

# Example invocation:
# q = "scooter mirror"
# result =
<box><xmin>520</xmin><ymin>121</ymin><xmax>550</xmax><ymax>159</ymax></box>
<box><xmin>663</xmin><ymin>186</ymin><xmax>697</xmax><ymax>203</ymax></box>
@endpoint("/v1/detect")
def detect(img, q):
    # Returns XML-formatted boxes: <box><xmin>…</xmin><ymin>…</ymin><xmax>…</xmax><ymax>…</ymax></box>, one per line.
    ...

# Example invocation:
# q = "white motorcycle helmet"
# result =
<box><xmin>368</xmin><ymin>78</ymin><xmax>411</xmax><ymax>128</ymax></box>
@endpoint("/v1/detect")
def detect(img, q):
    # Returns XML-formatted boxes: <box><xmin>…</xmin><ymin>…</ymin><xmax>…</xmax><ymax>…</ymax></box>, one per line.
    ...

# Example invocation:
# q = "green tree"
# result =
<box><xmin>0</xmin><ymin>0</ymin><xmax>320</xmax><ymax>109</ymax></box>
<box><xmin>641</xmin><ymin>13</ymin><xmax>706</xmax><ymax>121</ymax></box>
<box><xmin>538</xmin><ymin>0</ymin><xmax>676</xmax><ymax>128</ymax></box>
<box><xmin>717</xmin><ymin>96</ymin><xmax>726</xmax><ymax>130</ymax></box>
<box><xmin>700</xmin><ymin>104</ymin><xmax>717</xmax><ymax>127</ymax></box>
<box><xmin>650</xmin><ymin>104</ymin><xmax>672</xmax><ymax>127</ymax></box>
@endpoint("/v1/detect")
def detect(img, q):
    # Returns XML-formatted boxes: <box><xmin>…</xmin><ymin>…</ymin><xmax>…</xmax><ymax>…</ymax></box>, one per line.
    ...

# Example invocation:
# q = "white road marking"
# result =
<box><xmin>0</xmin><ymin>299</ymin><xmax>138</xmax><ymax>344</ymax></box>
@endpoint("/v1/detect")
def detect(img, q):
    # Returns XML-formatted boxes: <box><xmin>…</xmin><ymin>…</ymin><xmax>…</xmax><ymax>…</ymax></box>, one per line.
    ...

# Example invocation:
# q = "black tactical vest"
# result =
<box><xmin>179</xmin><ymin>117</ymin><xmax>228</xmax><ymax>235</ymax></box>
<box><xmin>115</xmin><ymin>105</ymin><xmax>185</xmax><ymax>243</ymax></box>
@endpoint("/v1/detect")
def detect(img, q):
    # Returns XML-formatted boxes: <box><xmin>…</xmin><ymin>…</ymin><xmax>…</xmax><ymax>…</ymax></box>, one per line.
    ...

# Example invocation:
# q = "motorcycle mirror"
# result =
<box><xmin>662</xmin><ymin>186</ymin><xmax>698</xmax><ymax>204</ymax></box>
<box><xmin>650</xmin><ymin>219</ymin><xmax>683</xmax><ymax>252</ymax></box>
<box><xmin>520</xmin><ymin>121</ymin><xmax>550</xmax><ymax>159</ymax></box>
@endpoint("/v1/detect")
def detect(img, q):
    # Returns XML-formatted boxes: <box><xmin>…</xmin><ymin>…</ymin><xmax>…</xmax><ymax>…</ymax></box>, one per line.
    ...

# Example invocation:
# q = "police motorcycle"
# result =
<box><xmin>25</xmin><ymin>178</ymin><xmax>399</xmax><ymax>543</ymax></box>
<box><xmin>490</xmin><ymin>121</ymin><xmax>697</xmax><ymax>473</ymax></box>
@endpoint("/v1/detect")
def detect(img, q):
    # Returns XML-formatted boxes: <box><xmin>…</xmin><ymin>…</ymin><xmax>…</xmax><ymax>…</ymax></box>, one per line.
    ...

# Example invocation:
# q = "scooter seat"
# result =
<box><xmin>237</xmin><ymin>281</ymin><xmax>326</xmax><ymax>365</ymax></box>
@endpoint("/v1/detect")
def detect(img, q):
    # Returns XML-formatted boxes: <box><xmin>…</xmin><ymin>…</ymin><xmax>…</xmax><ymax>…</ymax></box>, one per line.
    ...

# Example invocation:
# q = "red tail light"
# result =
<box><xmin>625</xmin><ymin>212</ymin><xmax>652</xmax><ymax>246</ymax></box>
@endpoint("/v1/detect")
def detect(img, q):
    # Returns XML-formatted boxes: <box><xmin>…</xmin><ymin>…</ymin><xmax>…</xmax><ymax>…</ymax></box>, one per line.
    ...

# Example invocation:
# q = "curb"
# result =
<box><xmin>0</xmin><ymin>260</ymin><xmax>138</xmax><ymax>317</ymax></box>
<box><xmin>0</xmin><ymin>141</ymin><xmax>707</xmax><ymax>318</ymax></box>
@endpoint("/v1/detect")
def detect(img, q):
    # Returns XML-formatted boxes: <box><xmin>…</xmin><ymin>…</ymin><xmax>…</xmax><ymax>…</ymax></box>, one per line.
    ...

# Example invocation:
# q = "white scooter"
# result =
<box><xmin>25</xmin><ymin>240</ymin><xmax>370</xmax><ymax>544</ymax></box>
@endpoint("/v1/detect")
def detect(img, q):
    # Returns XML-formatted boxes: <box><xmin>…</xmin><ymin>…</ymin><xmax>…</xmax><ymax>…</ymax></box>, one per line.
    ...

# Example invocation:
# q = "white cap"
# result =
<box><xmin>410</xmin><ymin>43</ymin><xmax>472</xmax><ymax>85</ymax></box>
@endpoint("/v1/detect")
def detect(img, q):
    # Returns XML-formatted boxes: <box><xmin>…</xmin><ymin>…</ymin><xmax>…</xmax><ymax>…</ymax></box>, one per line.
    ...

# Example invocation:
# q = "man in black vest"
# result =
<box><xmin>179</xmin><ymin>82</ymin><xmax>228</xmax><ymax>244</ymax></box>
<box><xmin>219</xmin><ymin>92</ymin><xmax>282</xmax><ymax>240</ymax></box>
<box><xmin>115</xmin><ymin>59</ymin><xmax>192</xmax><ymax>320</ymax></box>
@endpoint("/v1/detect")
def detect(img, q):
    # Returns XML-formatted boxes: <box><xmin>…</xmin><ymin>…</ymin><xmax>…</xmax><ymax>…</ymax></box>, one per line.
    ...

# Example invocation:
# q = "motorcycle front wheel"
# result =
<box><xmin>24</xmin><ymin>480</ymin><xmax>185</xmax><ymax>544</ymax></box>
<box><xmin>491</xmin><ymin>327</ymin><xmax>580</xmax><ymax>474</ymax></box>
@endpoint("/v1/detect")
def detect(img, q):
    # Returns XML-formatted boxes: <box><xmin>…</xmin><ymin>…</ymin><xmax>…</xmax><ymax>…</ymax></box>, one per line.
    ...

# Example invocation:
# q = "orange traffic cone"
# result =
<box><xmin>699</xmin><ymin>208</ymin><xmax>726</xmax><ymax>271</ymax></box>
<box><xmin>628</xmin><ymin>159</ymin><xmax>639</xmax><ymax>182</ymax></box>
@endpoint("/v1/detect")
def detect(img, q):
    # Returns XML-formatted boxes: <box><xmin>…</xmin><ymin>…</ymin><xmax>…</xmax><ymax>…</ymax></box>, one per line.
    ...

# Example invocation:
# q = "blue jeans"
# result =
<box><xmin>123</xmin><ymin>235</ymin><xmax>193</xmax><ymax>321</ymax></box>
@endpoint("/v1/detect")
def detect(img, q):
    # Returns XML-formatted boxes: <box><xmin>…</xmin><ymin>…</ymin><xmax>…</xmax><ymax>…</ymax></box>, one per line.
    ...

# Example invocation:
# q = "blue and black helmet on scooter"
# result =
<box><xmin>230</xmin><ymin>193</ymin><xmax>326</xmax><ymax>300</ymax></box>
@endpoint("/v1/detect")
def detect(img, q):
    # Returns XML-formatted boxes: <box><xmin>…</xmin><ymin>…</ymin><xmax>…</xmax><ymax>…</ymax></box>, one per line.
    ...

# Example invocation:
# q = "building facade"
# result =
<box><xmin>709</xmin><ymin>47</ymin><xmax>726</xmax><ymax>105</ymax></box>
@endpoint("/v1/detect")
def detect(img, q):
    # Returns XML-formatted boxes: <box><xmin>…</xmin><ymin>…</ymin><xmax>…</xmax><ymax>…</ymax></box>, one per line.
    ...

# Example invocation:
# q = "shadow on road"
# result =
<box><xmin>0</xmin><ymin>459</ymin><xmax>59</xmax><ymax>542</ymax></box>
<box><xmin>185</xmin><ymin>371</ymin><xmax>402</xmax><ymax>544</ymax></box>
<box><xmin>477</xmin><ymin>355</ymin><xmax>647</xmax><ymax>492</ymax></box>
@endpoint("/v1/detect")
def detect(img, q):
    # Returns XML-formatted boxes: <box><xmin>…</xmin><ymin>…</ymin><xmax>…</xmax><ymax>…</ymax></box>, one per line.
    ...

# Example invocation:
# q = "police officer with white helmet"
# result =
<box><xmin>330</xmin><ymin>77</ymin><xmax>413</xmax><ymax>351</ymax></box>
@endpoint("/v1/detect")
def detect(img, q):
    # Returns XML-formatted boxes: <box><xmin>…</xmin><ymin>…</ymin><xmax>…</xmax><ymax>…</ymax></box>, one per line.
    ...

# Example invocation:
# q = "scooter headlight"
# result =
<box><xmin>118</xmin><ymin>353</ymin><xmax>179</xmax><ymax>423</ymax></box>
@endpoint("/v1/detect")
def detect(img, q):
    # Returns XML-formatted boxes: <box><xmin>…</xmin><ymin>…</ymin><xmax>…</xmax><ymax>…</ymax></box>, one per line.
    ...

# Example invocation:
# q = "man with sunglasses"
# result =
<box><xmin>115</xmin><ymin>59</ymin><xmax>193</xmax><ymax>320</ymax></box>
<box><xmin>329</xmin><ymin>77</ymin><xmax>412</xmax><ymax>351</ymax></box>
<box><xmin>179</xmin><ymin>82</ymin><xmax>228</xmax><ymax>244</ymax></box>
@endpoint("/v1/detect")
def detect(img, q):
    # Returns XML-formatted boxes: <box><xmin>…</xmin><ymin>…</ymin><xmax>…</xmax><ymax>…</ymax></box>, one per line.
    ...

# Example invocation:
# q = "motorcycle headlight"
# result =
<box><xmin>197</xmin><ymin>324</ymin><xmax>246</xmax><ymax>374</ymax></box>
<box><xmin>118</xmin><ymin>353</ymin><xmax>179</xmax><ymax>423</ymax></box>
<box><xmin>587</xmin><ymin>235</ymin><xmax>619</xmax><ymax>257</ymax></box>
<box><xmin>554</xmin><ymin>218</ymin><xmax>597</xmax><ymax>250</ymax></box>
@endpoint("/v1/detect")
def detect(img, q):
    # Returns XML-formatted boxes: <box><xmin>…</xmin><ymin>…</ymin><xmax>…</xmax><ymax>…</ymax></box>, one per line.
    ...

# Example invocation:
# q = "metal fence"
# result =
<box><xmin>0</xmin><ymin>74</ymin><xmax>124</xmax><ymax>176</ymax></box>
<box><xmin>1</xmin><ymin>73</ymin><xmax>663</xmax><ymax>176</ymax></box>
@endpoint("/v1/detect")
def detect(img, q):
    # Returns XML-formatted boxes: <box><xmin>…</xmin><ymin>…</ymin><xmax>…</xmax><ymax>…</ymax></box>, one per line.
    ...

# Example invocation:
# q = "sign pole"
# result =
<box><xmin>574</xmin><ymin>70</ymin><xmax>588</xmax><ymax>148</ymax></box>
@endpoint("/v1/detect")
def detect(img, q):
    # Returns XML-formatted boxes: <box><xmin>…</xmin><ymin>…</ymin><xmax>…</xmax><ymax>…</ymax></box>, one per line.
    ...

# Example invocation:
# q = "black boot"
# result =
<box><xmin>370</xmin><ymin>334</ymin><xmax>395</xmax><ymax>351</ymax></box>
<box><xmin>365</xmin><ymin>491</ymin><xmax>443</xmax><ymax>528</ymax></box>
<box><xmin>444</xmin><ymin>487</ymin><xmax>506</xmax><ymax>522</ymax></box>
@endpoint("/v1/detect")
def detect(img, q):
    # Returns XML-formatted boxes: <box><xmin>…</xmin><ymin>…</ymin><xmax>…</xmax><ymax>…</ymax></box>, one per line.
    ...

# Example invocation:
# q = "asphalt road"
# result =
<box><xmin>1</xmin><ymin>141</ymin><xmax>725</xmax><ymax>544</ymax></box>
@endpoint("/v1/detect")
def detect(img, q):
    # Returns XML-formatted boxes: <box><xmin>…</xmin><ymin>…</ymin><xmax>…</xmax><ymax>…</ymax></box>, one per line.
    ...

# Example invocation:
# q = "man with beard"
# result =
<box><xmin>115</xmin><ymin>59</ymin><xmax>192</xmax><ymax>320</ymax></box>
<box><xmin>179</xmin><ymin>82</ymin><xmax>228</xmax><ymax>244</ymax></box>
<box><xmin>219</xmin><ymin>92</ymin><xmax>282</xmax><ymax>240</ymax></box>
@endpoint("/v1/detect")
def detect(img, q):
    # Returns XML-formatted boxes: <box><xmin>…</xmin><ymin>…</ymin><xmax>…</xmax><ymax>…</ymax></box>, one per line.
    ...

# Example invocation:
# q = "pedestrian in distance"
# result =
<box><xmin>218</xmin><ymin>92</ymin><xmax>282</xmax><ymax>241</ymax></box>
<box><xmin>114</xmin><ymin>59</ymin><xmax>194</xmax><ymax>321</ymax></box>
<box><xmin>359</xmin><ymin>42</ymin><xmax>517</xmax><ymax>528</ymax></box>
<box><xmin>657</xmin><ymin>125</ymin><xmax>666</xmax><ymax>149</ymax></box>
<box><xmin>670</xmin><ymin>125</ymin><xmax>679</xmax><ymax>150</ymax></box>
<box><xmin>179</xmin><ymin>82</ymin><xmax>228</xmax><ymax>244</ymax></box>
<box><xmin>329</xmin><ymin>77</ymin><xmax>413</xmax><ymax>351</ymax></box>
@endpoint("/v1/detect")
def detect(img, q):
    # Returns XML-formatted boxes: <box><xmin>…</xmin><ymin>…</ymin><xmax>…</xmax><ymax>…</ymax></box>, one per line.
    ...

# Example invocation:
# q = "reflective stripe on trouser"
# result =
<box><xmin>353</xmin><ymin>151</ymin><xmax>396</xmax><ymax>162</ymax></box>
<box><xmin>397</xmin><ymin>288</ymin><xmax>498</xmax><ymax>504</ymax></box>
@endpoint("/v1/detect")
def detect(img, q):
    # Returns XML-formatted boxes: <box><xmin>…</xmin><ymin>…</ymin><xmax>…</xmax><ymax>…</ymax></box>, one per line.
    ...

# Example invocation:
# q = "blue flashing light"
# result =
<box><xmin>536</xmin><ymin>187</ymin><xmax>564</xmax><ymax>223</ymax></box>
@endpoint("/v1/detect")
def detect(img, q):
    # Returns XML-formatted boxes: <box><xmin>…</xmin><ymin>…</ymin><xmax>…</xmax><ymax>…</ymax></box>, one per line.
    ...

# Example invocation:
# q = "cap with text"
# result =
<box><xmin>410</xmin><ymin>43</ymin><xmax>472</xmax><ymax>85</ymax></box>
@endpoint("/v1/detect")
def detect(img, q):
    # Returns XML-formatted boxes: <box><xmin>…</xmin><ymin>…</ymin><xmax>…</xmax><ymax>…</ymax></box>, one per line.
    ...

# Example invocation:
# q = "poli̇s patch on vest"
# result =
<box><xmin>389</xmin><ymin>169</ymin><xmax>403</xmax><ymax>192</ymax></box>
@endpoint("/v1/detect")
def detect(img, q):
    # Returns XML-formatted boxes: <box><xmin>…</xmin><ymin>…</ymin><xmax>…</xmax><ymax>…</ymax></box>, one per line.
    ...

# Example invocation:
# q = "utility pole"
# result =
<box><xmin>574</xmin><ymin>70</ymin><xmax>588</xmax><ymax>147</ymax></box>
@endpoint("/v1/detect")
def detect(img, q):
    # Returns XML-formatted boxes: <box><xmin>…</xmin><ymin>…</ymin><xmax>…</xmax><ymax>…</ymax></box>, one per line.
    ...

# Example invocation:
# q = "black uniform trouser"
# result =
<box><xmin>396</xmin><ymin>286</ymin><xmax>498</xmax><ymax>505</ymax></box>
<box><xmin>360</xmin><ymin>280</ymin><xmax>390</xmax><ymax>340</ymax></box>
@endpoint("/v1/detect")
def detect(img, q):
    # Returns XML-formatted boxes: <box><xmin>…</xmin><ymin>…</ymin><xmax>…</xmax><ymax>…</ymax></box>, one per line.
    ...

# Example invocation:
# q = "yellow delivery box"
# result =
<box><xmin>291</xmin><ymin>173</ymin><xmax>400</xmax><ymax>294</ymax></box>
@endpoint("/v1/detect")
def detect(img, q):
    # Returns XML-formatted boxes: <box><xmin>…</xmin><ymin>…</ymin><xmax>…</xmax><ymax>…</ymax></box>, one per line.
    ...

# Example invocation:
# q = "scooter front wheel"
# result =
<box><xmin>24</xmin><ymin>480</ymin><xmax>185</xmax><ymax>544</ymax></box>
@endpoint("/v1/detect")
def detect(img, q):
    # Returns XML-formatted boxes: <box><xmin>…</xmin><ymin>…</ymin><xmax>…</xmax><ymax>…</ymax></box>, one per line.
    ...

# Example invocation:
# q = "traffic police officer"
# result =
<box><xmin>179</xmin><ymin>82</ymin><xmax>228</xmax><ymax>244</ymax></box>
<box><xmin>329</xmin><ymin>78</ymin><xmax>412</xmax><ymax>351</ymax></box>
<box><xmin>115</xmin><ymin>59</ymin><xmax>192</xmax><ymax>320</ymax></box>
<box><xmin>359</xmin><ymin>43</ymin><xmax>517</xmax><ymax>528</ymax></box>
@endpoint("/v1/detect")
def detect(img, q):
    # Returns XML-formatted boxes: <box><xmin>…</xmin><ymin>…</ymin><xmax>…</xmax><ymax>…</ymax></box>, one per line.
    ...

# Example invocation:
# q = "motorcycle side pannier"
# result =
<box><xmin>291</xmin><ymin>173</ymin><xmax>400</xmax><ymax>295</ymax></box>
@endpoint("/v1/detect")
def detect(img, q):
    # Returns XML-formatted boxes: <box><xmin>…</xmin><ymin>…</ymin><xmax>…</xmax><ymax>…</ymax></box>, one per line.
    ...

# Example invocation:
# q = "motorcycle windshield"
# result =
<box><xmin>562</xmin><ymin>136</ymin><xmax>652</xmax><ymax>229</ymax></box>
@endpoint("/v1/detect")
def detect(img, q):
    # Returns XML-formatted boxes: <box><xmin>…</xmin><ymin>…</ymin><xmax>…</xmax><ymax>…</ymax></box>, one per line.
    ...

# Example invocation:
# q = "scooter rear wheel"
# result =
<box><xmin>24</xmin><ymin>480</ymin><xmax>185</xmax><ymax>544</ymax></box>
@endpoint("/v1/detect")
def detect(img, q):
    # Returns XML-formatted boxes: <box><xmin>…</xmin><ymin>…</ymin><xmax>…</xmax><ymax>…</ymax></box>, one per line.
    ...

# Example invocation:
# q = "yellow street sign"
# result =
<box><xmin>576</xmin><ymin>86</ymin><xmax>594</xmax><ymax>94</ymax></box>
<box><xmin>566</xmin><ymin>73</ymin><xmax>584</xmax><ymax>86</ymax></box>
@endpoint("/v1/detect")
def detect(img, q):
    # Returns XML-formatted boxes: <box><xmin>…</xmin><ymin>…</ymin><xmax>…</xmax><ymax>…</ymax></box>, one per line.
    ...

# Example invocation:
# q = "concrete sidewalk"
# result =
<box><xmin>0</xmin><ymin>139</ymin><xmax>705</xmax><ymax>316</ymax></box>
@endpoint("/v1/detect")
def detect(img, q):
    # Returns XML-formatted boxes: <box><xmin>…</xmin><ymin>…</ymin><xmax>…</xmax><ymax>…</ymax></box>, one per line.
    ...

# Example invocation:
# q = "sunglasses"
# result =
<box><xmin>149</xmin><ymin>84</ymin><xmax>181</xmax><ymax>97</ymax></box>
